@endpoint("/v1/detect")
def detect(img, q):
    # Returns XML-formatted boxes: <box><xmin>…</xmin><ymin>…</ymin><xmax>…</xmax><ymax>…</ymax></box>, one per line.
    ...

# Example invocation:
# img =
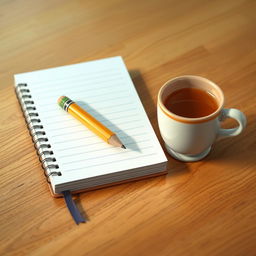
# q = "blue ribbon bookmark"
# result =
<box><xmin>62</xmin><ymin>190</ymin><xmax>86</xmax><ymax>224</ymax></box>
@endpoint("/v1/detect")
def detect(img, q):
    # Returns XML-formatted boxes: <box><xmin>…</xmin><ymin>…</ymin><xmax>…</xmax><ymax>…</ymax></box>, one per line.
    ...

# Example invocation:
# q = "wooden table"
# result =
<box><xmin>1</xmin><ymin>0</ymin><xmax>256</xmax><ymax>255</ymax></box>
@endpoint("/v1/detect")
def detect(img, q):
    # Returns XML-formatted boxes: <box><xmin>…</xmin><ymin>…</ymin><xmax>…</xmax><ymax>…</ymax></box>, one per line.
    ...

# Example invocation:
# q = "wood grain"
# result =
<box><xmin>0</xmin><ymin>0</ymin><xmax>256</xmax><ymax>255</ymax></box>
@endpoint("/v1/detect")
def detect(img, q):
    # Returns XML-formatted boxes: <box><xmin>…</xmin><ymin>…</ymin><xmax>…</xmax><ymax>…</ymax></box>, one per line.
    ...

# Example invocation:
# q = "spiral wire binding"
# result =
<box><xmin>15</xmin><ymin>83</ymin><xmax>62</xmax><ymax>182</ymax></box>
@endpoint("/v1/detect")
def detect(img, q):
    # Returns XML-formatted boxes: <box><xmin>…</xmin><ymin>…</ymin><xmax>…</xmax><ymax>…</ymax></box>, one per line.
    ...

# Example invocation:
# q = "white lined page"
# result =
<box><xmin>15</xmin><ymin>57</ymin><xmax>167</xmax><ymax>190</ymax></box>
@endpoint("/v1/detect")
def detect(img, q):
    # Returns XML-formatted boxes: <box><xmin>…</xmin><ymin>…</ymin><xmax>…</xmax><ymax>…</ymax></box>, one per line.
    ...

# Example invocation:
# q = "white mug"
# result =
<box><xmin>157</xmin><ymin>75</ymin><xmax>247</xmax><ymax>162</ymax></box>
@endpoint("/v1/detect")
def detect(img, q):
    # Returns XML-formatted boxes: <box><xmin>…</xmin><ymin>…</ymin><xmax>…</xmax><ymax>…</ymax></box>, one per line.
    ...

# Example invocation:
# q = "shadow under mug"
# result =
<box><xmin>157</xmin><ymin>75</ymin><xmax>247</xmax><ymax>162</ymax></box>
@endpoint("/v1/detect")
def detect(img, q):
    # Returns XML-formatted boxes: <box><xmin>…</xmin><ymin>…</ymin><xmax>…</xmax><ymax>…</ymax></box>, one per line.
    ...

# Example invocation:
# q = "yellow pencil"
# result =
<box><xmin>57</xmin><ymin>96</ymin><xmax>126</xmax><ymax>148</ymax></box>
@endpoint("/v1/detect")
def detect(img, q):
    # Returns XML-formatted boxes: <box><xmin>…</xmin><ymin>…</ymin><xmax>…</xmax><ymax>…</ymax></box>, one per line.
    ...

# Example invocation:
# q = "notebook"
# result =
<box><xmin>15</xmin><ymin>56</ymin><xmax>167</xmax><ymax>196</ymax></box>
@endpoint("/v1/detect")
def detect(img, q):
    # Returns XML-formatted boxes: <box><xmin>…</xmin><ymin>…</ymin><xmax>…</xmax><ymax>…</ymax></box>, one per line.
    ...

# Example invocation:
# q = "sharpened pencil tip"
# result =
<box><xmin>121</xmin><ymin>145</ymin><xmax>126</xmax><ymax>149</ymax></box>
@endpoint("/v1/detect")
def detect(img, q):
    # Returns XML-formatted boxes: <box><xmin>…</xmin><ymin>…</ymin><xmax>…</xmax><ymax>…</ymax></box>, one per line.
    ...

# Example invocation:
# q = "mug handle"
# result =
<box><xmin>218</xmin><ymin>108</ymin><xmax>247</xmax><ymax>138</ymax></box>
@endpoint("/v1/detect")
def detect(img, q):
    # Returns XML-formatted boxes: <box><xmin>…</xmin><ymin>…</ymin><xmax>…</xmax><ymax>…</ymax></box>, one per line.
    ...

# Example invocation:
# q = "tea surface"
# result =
<box><xmin>164</xmin><ymin>87</ymin><xmax>218</xmax><ymax>118</ymax></box>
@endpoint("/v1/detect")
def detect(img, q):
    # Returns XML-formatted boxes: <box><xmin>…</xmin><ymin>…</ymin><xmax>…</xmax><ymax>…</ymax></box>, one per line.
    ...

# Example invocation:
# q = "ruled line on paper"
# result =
<box><xmin>27</xmin><ymin>69</ymin><xmax>122</xmax><ymax>87</ymax></box>
<box><xmin>30</xmin><ymin>74</ymin><xmax>124</xmax><ymax>94</ymax></box>
<box><xmin>45</xmin><ymin>112</ymin><xmax>140</xmax><ymax>128</ymax></box>
<box><xmin>35</xmin><ymin>96</ymin><xmax>134</xmax><ymax>112</ymax></box>
<box><xmin>44</xmin><ymin>106</ymin><xmax>137</xmax><ymax>121</ymax></box>
<box><xmin>52</xmin><ymin>130</ymin><xmax>147</xmax><ymax>145</ymax></box>
<box><xmin>51</xmin><ymin>131</ymin><xmax>148</xmax><ymax>146</ymax></box>
<box><xmin>40</xmin><ymin>104</ymin><xmax>137</xmax><ymax>120</ymax></box>
<box><xmin>56</xmin><ymin>140</ymin><xmax>105</xmax><ymax>152</ymax></box>
<box><xmin>46</xmin><ymin>118</ymin><xmax>142</xmax><ymax>132</ymax></box>
<box><xmin>58</xmin><ymin>139</ymin><xmax>150</xmax><ymax>160</ymax></box>
<box><xmin>52</xmin><ymin>132</ymin><xmax>149</xmax><ymax>150</ymax></box>
<box><xmin>47</xmin><ymin>126</ymin><xmax>141</xmax><ymax>139</ymax></box>
<box><xmin>53</xmin><ymin>135</ymin><xmax>149</xmax><ymax>154</ymax></box>
<box><xmin>34</xmin><ymin>90</ymin><xmax>130</xmax><ymax>108</ymax></box>
<box><xmin>34</xmin><ymin>88</ymin><xmax>130</xmax><ymax>108</ymax></box>
<box><xmin>60</xmin><ymin>143</ymin><xmax>151</xmax><ymax>165</ymax></box>
<box><xmin>31</xmin><ymin>79</ymin><xmax>127</xmax><ymax>101</ymax></box>
<box><xmin>32</xmin><ymin>85</ymin><xmax>126</xmax><ymax>103</ymax></box>
<box><xmin>64</xmin><ymin>153</ymin><xmax>157</xmax><ymax>172</ymax></box>
<box><xmin>48</xmin><ymin>124</ymin><xmax>146</xmax><ymax>138</ymax></box>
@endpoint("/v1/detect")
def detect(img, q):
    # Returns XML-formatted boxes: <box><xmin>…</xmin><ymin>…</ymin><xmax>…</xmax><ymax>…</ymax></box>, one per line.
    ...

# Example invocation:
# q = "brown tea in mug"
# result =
<box><xmin>164</xmin><ymin>87</ymin><xmax>219</xmax><ymax>118</ymax></box>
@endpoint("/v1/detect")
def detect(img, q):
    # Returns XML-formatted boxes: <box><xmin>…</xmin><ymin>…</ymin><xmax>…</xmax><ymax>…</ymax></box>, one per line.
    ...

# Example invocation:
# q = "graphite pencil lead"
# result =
<box><xmin>121</xmin><ymin>145</ymin><xmax>126</xmax><ymax>149</ymax></box>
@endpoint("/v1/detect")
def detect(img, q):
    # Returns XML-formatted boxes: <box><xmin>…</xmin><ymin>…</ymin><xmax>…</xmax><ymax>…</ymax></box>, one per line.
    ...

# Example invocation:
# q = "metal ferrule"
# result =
<box><xmin>63</xmin><ymin>98</ymin><xmax>74</xmax><ymax>112</ymax></box>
